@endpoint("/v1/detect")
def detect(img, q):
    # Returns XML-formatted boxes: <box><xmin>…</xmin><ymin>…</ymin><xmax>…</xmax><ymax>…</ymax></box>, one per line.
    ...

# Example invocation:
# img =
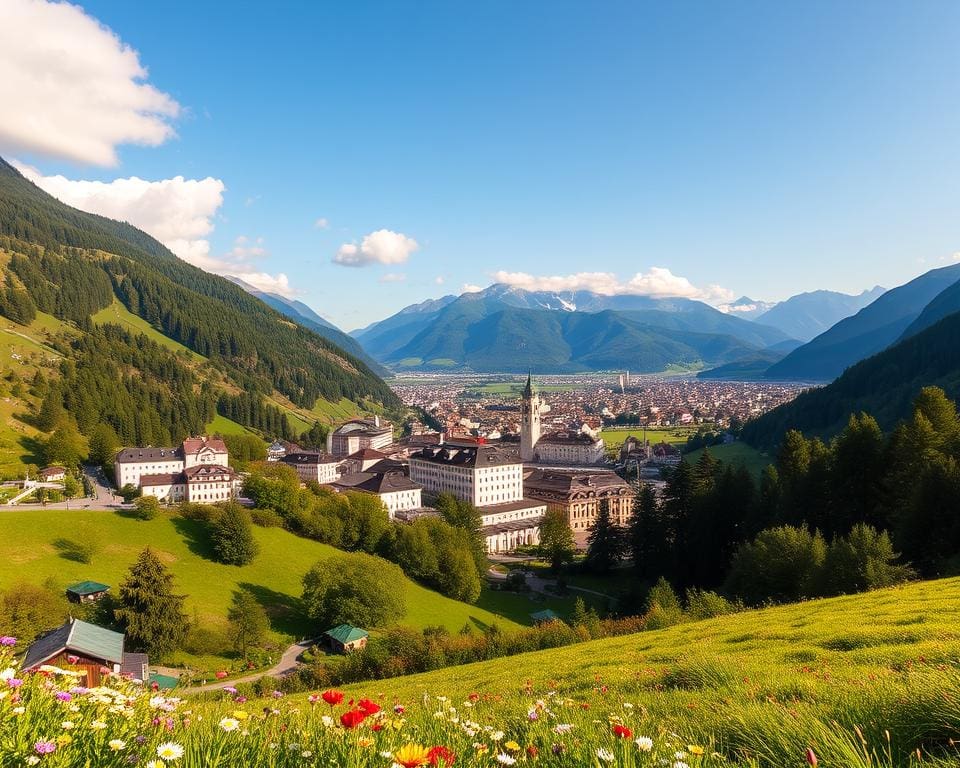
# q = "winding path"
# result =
<box><xmin>181</xmin><ymin>639</ymin><xmax>315</xmax><ymax>694</ymax></box>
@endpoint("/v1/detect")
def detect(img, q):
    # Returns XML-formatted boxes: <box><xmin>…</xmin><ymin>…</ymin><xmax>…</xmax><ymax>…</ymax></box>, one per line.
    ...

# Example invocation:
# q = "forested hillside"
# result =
<box><xmin>0</xmin><ymin>158</ymin><xmax>398</xmax><ymax>466</ymax></box>
<box><xmin>742</xmin><ymin>308</ymin><xmax>960</xmax><ymax>449</ymax></box>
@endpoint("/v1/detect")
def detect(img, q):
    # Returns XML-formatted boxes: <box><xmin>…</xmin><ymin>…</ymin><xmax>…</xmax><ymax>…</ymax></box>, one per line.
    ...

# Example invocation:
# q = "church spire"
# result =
<box><xmin>523</xmin><ymin>370</ymin><xmax>533</xmax><ymax>399</ymax></box>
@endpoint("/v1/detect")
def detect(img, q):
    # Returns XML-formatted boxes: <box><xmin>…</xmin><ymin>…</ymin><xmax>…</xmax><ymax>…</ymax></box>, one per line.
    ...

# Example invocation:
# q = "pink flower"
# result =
<box><xmin>55</xmin><ymin>692</ymin><xmax>72</xmax><ymax>702</ymax></box>
<box><xmin>66</xmin><ymin>655</ymin><xmax>80</xmax><ymax>665</ymax></box>
<box><xmin>806</xmin><ymin>748</ymin><xmax>818</xmax><ymax>766</ymax></box>
<box><xmin>34</xmin><ymin>741</ymin><xmax>57</xmax><ymax>755</ymax></box>
<box><xmin>7</xmin><ymin>678</ymin><xmax>22</xmax><ymax>688</ymax></box>
<box><xmin>0</xmin><ymin>636</ymin><xmax>16</xmax><ymax>646</ymax></box>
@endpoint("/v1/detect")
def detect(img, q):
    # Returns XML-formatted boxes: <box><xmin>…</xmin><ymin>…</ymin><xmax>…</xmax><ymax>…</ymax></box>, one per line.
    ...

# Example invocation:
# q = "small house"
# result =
<box><xmin>21</xmin><ymin>618</ymin><xmax>143</xmax><ymax>687</ymax></box>
<box><xmin>323</xmin><ymin>623</ymin><xmax>369</xmax><ymax>653</ymax></box>
<box><xmin>39</xmin><ymin>466</ymin><xmax>66</xmax><ymax>482</ymax></box>
<box><xmin>530</xmin><ymin>609</ymin><xmax>560</xmax><ymax>624</ymax></box>
<box><xmin>65</xmin><ymin>580</ymin><xmax>111</xmax><ymax>604</ymax></box>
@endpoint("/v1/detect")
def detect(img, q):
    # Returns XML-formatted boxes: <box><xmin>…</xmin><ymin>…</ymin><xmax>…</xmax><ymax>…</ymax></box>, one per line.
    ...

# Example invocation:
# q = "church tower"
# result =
<box><xmin>520</xmin><ymin>372</ymin><xmax>541</xmax><ymax>462</ymax></box>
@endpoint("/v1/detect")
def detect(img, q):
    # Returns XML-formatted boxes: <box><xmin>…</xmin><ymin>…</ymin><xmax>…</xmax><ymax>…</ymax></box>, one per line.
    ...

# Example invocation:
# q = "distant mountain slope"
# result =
<box><xmin>753</xmin><ymin>287</ymin><xmax>885</xmax><ymax>342</ymax></box>
<box><xmin>0</xmin><ymin>156</ymin><xmax>398</xmax><ymax>449</ymax></box>
<box><xmin>696</xmin><ymin>349</ymin><xmax>787</xmax><ymax>380</ymax></box>
<box><xmin>351</xmin><ymin>294</ymin><xmax>457</xmax><ymax>359</ymax></box>
<box><xmin>899</xmin><ymin>277</ymin><xmax>960</xmax><ymax>340</ymax></box>
<box><xmin>357</xmin><ymin>284</ymin><xmax>792</xmax><ymax>369</ymax></box>
<box><xmin>385</xmin><ymin>304</ymin><xmax>763</xmax><ymax>373</ymax></box>
<box><xmin>719</xmin><ymin>295</ymin><xmax>777</xmax><ymax>320</ymax></box>
<box><xmin>742</xmin><ymin>307</ymin><xmax>960</xmax><ymax>449</ymax></box>
<box><xmin>764</xmin><ymin>264</ymin><xmax>960</xmax><ymax>381</ymax></box>
<box><xmin>226</xmin><ymin>279</ymin><xmax>391</xmax><ymax>377</ymax></box>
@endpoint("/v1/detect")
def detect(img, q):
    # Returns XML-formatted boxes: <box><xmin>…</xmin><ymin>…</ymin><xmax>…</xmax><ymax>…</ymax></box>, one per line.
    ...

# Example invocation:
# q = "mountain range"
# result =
<box><xmin>763</xmin><ymin>263</ymin><xmax>960</xmax><ymax>381</ymax></box>
<box><xmin>353</xmin><ymin>284</ymin><xmax>794</xmax><ymax>373</ymax></box>
<box><xmin>750</xmin><ymin>287</ymin><xmax>886</xmax><ymax>342</ymax></box>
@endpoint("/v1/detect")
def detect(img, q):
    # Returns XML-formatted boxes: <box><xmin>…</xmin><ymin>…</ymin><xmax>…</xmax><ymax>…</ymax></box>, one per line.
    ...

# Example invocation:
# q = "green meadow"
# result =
<box><xmin>0</xmin><ymin>509</ymin><xmax>520</xmax><ymax>656</ymax></box>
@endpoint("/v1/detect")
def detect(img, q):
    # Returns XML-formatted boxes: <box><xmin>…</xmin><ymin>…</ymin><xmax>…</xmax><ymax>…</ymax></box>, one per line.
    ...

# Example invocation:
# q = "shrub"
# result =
<box><xmin>132</xmin><ymin>495</ymin><xmax>161</xmax><ymax>520</ymax></box>
<box><xmin>211</xmin><ymin>503</ymin><xmax>259</xmax><ymax>566</ymax></box>
<box><xmin>302</xmin><ymin>552</ymin><xmax>407</xmax><ymax>629</ymax></box>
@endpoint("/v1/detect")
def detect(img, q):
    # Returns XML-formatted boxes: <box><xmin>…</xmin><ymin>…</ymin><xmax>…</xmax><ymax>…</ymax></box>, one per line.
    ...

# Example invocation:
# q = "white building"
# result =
<box><xmin>409</xmin><ymin>441</ymin><xmax>524</xmax><ymax>507</ymax></box>
<box><xmin>532</xmin><ymin>430</ymin><xmax>606</xmax><ymax>465</ymax></box>
<box><xmin>114</xmin><ymin>436</ymin><xmax>229</xmax><ymax>490</ymax></box>
<box><xmin>330</xmin><ymin>469</ymin><xmax>422</xmax><ymax>519</ymax></box>
<box><xmin>519</xmin><ymin>378</ymin><xmax>605</xmax><ymax>466</ymax></box>
<box><xmin>409</xmin><ymin>439</ymin><xmax>544</xmax><ymax>553</ymax></box>
<box><xmin>327</xmin><ymin>417</ymin><xmax>393</xmax><ymax>457</ymax></box>
<box><xmin>281</xmin><ymin>451</ymin><xmax>341</xmax><ymax>484</ymax></box>
<box><xmin>140</xmin><ymin>464</ymin><xmax>239</xmax><ymax>504</ymax></box>
<box><xmin>478</xmin><ymin>499</ymin><xmax>547</xmax><ymax>554</ymax></box>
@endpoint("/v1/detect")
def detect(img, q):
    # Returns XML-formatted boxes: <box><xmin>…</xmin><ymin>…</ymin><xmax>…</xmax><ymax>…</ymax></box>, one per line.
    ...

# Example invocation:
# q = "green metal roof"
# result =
<box><xmin>530</xmin><ymin>609</ymin><xmax>560</xmax><ymax>622</ymax></box>
<box><xmin>66</xmin><ymin>580</ymin><xmax>110</xmax><ymax>596</ymax></box>
<box><xmin>147</xmin><ymin>673</ymin><xmax>179</xmax><ymax>690</ymax></box>
<box><xmin>325</xmin><ymin>623</ymin><xmax>369</xmax><ymax>644</ymax></box>
<box><xmin>21</xmin><ymin>618</ymin><xmax>124</xmax><ymax>670</ymax></box>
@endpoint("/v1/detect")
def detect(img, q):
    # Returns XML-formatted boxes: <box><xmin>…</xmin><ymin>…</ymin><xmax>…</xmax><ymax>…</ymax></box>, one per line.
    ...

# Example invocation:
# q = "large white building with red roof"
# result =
<box><xmin>115</xmin><ymin>436</ymin><xmax>236</xmax><ymax>502</ymax></box>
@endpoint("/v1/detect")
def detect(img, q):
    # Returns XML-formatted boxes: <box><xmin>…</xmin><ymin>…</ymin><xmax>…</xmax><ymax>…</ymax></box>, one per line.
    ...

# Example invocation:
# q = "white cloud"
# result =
<box><xmin>15</xmin><ymin>162</ymin><xmax>297</xmax><ymax>297</ymax></box>
<box><xmin>379</xmin><ymin>272</ymin><xmax>407</xmax><ymax>283</ymax></box>
<box><xmin>314</xmin><ymin>217</ymin><xmax>330</xmax><ymax>230</ymax></box>
<box><xmin>333</xmin><ymin>229</ymin><xmax>419</xmax><ymax>267</ymax></box>
<box><xmin>0</xmin><ymin>0</ymin><xmax>180</xmax><ymax>166</ymax></box>
<box><xmin>232</xmin><ymin>271</ymin><xmax>296</xmax><ymax>297</ymax></box>
<box><xmin>489</xmin><ymin>268</ymin><xmax>734</xmax><ymax>305</ymax></box>
<box><xmin>15</xmin><ymin>161</ymin><xmax>224</xmax><ymax>264</ymax></box>
<box><xmin>434</xmin><ymin>276</ymin><xmax>446</xmax><ymax>285</ymax></box>
<box><xmin>462</xmin><ymin>283</ymin><xmax>483</xmax><ymax>294</ymax></box>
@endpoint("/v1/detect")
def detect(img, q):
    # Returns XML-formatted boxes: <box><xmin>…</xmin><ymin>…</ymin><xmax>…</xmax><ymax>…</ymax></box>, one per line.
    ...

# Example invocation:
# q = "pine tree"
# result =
<box><xmin>227</xmin><ymin>589</ymin><xmax>269</xmax><ymax>659</ymax></box>
<box><xmin>584</xmin><ymin>499</ymin><xmax>625</xmax><ymax>573</ymax></box>
<box><xmin>628</xmin><ymin>483</ymin><xmax>661</xmax><ymax>575</ymax></box>
<box><xmin>114</xmin><ymin>548</ymin><xmax>189</xmax><ymax>659</ymax></box>
<box><xmin>211</xmin><ymin>503</ymin><xmax>259</xmax><ymax>566</ymax></box>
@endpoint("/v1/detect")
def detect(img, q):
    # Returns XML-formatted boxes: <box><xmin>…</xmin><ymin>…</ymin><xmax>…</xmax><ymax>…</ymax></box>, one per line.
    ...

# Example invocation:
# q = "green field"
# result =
<box><xmin>205</xmin><ymin>413</ymin><xmax>258</xmax><ymax>437</ymax></box>
<box><xmin>326</xmin><ymin>576</ymin><xmax>960</xmax><ymax>765</ymax></box>
<box><xmin>686</xmin><ymin>441</ymin><xmax>773</xmax><ymax>478</ymax></box>
<box><xmin>0</xmin><ymin>510</ymin><xmax>520</xmax><ymax>656</ymax></box>
<box><xmin>466</xmin><ymin>382</ymin><xmax>580</xmax><ymax>396</ymax></box>
<box><xmin>600</xmin><ymin>426</ymin><xmax>701</xmax><ymax>448</ymax></box>
<box><xmin>91</xmin><ymin>298</ymin><xmax>205</xmax><ymax>361</ymax></box>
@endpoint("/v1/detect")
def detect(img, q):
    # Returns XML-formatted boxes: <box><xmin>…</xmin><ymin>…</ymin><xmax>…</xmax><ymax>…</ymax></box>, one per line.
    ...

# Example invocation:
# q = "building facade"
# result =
<box><xmin>331</xmin><ymin>469</ymin><xmax>422</xmax><ymax>518</ymax></box>
<box><xmin>281</xmin><ymin>451</ymin><xmax>341</xmax><ymax>484</ymax></box>
<box><xmin>115</xmin><ymin>436</ymin><xmax>229</xmax><ymax>490</ymax></box>
<box><xmin>523</xmin><ymin>468</ymin><xmax>634</xmax><ymax>544</ymax></box>
<box><xmin>140</xmin><ymin>463</ymin><xmax>239</xmax><ymax>504</ymax></box>
<box><xmin>533</xmin><ymin>430</ymin><xmax>606</xmax><ymax>465</ymax></box>
<box><xmin>409</xmin><ymin>441</ymin><xmax>524</xmax><ymax>507</ymax></box>
<box><xmin>327</xmin><ymin>417</ymin><xmax>393</xmax><ymax>457</ymax></box>
<box><xmin>478</xmin><ymin>499</ymin><xmax>547</xmax><ymax>554</ymax></box>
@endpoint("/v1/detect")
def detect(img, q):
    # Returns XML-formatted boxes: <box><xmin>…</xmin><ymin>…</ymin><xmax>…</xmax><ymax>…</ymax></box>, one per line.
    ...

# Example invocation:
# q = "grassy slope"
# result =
<box><xmin>205</xmin><ymin>413</ymin><xmax>257</xmax><ymax>437</ymax></box>
<box><xmin>91</xmin><ymin>298</ymin><xmax>205</xmax><ymax>362</ymax></box>
<box><xmin>0</xmin><ymin>510</ymin><xmax>520</xmax><ymax>643</ymax></box>
<box><xmin>0</xmin><ymin>311</ymin><xmax>73</xmax><ymax>476</ymax></box>
<box><xmin>330</xmin><ymin>577</ymin><xmax>960</xmax><ymax>762</ymax></box>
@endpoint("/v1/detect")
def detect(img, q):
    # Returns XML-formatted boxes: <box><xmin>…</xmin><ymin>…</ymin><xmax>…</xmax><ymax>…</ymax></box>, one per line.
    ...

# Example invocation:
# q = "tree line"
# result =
<box><xmin>576</xmin><ymin>387</ymin><xmax>960</xmax><ymax>608</ymax></box>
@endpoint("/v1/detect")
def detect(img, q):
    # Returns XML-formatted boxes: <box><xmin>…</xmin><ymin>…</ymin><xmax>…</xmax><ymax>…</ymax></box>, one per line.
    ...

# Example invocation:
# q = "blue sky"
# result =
<box><xmin>3</xmin><ymin>1</ymin><xmax>960</xmax><ymax>329</ymax></box>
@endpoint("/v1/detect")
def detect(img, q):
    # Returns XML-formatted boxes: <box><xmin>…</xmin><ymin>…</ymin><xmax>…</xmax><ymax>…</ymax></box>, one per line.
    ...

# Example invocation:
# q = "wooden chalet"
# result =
<box><xmin>21</xmin><ymin>618</ymin><xmax>145</xmax><ymax>687</ymax></box>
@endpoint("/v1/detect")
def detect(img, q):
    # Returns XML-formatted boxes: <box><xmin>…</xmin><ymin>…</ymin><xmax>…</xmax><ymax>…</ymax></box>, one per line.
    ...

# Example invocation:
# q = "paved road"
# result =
<box><xmin>182</xmin><ymin>639</ymin><xmax>315</xmax><ymax>694</ymax></box>
<box><xmin>2</xmin><ymin>465</ymin><xmax>120</xmax><ymax>511</ymax></box>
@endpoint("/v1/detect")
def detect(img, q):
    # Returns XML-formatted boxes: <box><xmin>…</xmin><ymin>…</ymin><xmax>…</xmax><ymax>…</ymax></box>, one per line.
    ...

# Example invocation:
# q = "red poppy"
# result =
<box><xmin>612</xmin><ymin>724</ymin><xmax>633</xmax><ymax>739</ymax></box>
<box><xmin>357</xmin><ymin>698</ymin><xmax>381</xmax><ymax>716</ymax></box>
<box><xmin>321</xmin><ymin>689</ymin><xmax>344</xmax><ymax>706</ymax></box>
<box><xmin>526</xmin><ymin>746</ymin><xmax>539</xmax><ymax>759</ymax></box>
<box><xmin>339</xmin><ymin>709</ymin><xmax>366</xmax><ymax>729</ymax></box>
<box><xmin>428</xmin><ymin>745</ymin><xmax>456</xmax><ymax>766</ymax></box>
<box><xmin>215</xmin><ymin>671</ymin><xmax>228</xmax><ymax>679</ymax></box>
<box><xmin>371</xmin><ymin>722</ymin><xmax>383</xmax><ymax>732</ymax></box>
